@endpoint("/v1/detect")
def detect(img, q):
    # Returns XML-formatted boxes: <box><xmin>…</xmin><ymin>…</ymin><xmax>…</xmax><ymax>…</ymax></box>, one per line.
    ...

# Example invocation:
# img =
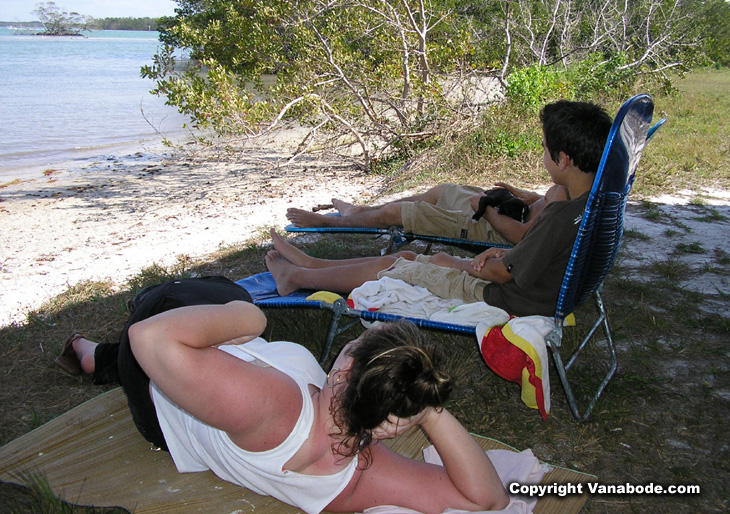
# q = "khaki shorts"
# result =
<box><xmin>400</xmin><ymin>184</ymin><xmax>510</xmax><ymax>245</ymax></box>
<box><xmin>377</xmin><ymin>255</ymin><xmax>488</xmax><ymax>303</ymax></box>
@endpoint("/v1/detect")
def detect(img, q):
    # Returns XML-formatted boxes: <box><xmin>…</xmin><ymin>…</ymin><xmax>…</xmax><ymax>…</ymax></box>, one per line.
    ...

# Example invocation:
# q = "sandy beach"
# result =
<box><xmin>2</xmin><ymin>136</ymin><xmax>729</xmax><ymax>328</ymax></box>
<box><xmin>0</xmin><ymin>136</ymin><xmax>387</xmax><ymax>328</ymax></box>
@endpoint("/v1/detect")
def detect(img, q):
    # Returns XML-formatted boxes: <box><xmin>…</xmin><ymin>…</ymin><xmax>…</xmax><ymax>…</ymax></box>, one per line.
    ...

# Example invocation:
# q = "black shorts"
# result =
<box><xmin>93</xmin><ymin>276</ymin><xmax>253</xmax><ymax>450</ymax></box>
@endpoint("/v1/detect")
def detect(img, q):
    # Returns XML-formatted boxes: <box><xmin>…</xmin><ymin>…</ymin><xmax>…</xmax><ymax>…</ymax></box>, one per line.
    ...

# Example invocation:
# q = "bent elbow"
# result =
<box><xmin>127</xmin><ymin>320</ymin><xmax>153</xmax><ymax>353</ymax></box>
<box><xmin>487</xmin><ymin>268</ymin><xmax>513</xmax><ymax>284</ymax></box>
<box><xmin>491</xmin><ymin>490</ymin><xmax>510</xmax><ymax>511</ymax></box>
<box><xmin>490</xmin><ymin>275</ymin><xmax>511</xmax><ymax>285</ymax></box>
<box><xmin>127</xmin><ymin>321</ymin><xmax>143</xmax><ymax>349</ymax></box>
<box><xmin>233</xmin><ymin>300</ymin><xmax>267</xmax><ymax>336</ymax></box>
<box><xmin>475</xmin><ymin>489</ymin><xmax>510</xmax><ymax>512</ymax></box>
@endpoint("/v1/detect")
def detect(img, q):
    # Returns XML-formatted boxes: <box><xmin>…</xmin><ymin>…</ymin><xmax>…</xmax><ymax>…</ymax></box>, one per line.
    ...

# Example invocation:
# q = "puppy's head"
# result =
<box><xmin>497</xmin><ymin>197</ymin><xmax>530</xmax><ymax>223</ymax></box>
<box><xmin>482</xmin><ymin>188</ymin><xmax>515</xmax><ymax>206</ymax></box>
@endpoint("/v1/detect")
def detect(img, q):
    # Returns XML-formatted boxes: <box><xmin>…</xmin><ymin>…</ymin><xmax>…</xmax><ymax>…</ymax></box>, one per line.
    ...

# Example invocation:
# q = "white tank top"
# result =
<box><xmin>151</xmin><ymin>338</ymin><xmax>359</xmax><ymax>514</ymax></box>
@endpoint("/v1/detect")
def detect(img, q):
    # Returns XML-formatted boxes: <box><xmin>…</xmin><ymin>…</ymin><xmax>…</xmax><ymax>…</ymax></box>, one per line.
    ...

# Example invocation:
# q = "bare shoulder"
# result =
<box><xmin>225</xmin><ymin>363</ymin><xmax>304</xmax><ymax>451</ymax></box>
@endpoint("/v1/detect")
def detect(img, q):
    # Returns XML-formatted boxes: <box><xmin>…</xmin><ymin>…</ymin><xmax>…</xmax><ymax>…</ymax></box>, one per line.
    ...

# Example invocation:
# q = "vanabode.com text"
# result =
<box><xmin>508</xmin><ymin>482</ymin><xmax>701</xmax><ymax>497</ymax></box>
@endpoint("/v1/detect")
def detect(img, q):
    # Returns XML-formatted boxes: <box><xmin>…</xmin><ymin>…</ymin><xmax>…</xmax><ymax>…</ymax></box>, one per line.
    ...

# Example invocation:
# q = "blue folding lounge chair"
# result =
<box><xmin>545</xmin><ymin>94</ymin><xmax>661</xmax><ymax>421</ymax></box>
<box><xmin>246</xmin><ymin>95</ymin><xmax>664</xmax><ymax>420</ymax></box>
<box><xmin>236</xmin><ymin>271</ymin><xmax>477</xmax><ymax>367</ymax></box>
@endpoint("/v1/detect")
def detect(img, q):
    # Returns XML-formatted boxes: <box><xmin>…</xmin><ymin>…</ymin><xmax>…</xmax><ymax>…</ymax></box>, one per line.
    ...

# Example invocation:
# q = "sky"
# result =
<box><xmin>1</xmin><ymin>0</ymin><xmax>178</xmax><ymax>22</ymax></box>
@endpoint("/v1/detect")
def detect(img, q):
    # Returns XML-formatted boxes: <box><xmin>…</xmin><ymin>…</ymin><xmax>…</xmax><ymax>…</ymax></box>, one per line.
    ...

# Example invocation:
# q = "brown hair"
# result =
<box><xmin>330</xmin><ymin>321</ymin><xmax>453</xmax><ymax>465</ymax></box>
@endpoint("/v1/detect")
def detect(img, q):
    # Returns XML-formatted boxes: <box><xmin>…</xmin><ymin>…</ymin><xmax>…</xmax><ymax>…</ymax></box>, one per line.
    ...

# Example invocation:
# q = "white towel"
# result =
<box><xmin>431</xmin><ymin>302</ymin><xmax>510</xmax><ymax>327</ymax></box>
<box><xmin>351</xmin><ymin>277</ymin><xmax>508</xmax><ymax>327</ymax></box>
<box><xmin>351</xmin><ymin>277</ymin><xmax>462</xmax><ymax>320</ymax></box>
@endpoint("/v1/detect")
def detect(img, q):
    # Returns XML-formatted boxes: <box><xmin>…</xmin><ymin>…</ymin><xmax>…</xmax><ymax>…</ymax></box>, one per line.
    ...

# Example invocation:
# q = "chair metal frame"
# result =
<box><xmin>236</xmin><ymin>272</ymin><xmax>476</xmax><ymax>366</ymax></box>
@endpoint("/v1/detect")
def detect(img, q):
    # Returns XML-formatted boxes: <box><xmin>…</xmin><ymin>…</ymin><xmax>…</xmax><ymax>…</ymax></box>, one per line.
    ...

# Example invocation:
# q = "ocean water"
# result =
<box><xmin>0</xmin><ymin>28</ymin><xmax>191</xmax><ymax>176</ymax></box>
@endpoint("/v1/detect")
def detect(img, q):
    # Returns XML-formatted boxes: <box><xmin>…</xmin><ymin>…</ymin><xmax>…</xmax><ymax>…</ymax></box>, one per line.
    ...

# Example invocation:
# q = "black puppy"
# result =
<box><xmin>471</xmin><ymin>188</ymin><xmax>529</xmax><ymax>223</ymax></box>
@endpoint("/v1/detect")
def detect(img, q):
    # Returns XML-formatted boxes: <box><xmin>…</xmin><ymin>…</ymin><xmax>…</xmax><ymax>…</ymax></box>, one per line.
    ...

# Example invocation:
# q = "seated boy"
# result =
<box><xmin>269</xmin><ymin>100</ymin><xmax>612</xmax><ymax>317</ymax></box>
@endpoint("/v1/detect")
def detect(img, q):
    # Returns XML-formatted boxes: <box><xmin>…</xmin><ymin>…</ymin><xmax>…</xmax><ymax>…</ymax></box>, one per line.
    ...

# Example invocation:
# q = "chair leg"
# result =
<box><xmin>548</xmin><ymin>292</ymin><xmax>618</xmax><ymax>421</ymax></box>
<box><xmin>381</xmin><ymin>227</ymin><xmax>409</xmax><ymax>255</ymax></box>
<box><xmin>318</xmin><ymin>299</ymin><xmax>359</xmax><ymax>365</ymax></box>
<box><xmin>382</xmin><ymin>233</ymin><xmax>396</xmax><ymax>255</ymax></box>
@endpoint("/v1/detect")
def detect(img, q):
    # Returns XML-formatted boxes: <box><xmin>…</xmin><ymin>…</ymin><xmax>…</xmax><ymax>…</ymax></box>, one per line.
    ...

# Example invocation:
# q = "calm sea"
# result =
<box><xmin>0</xmin><ymin>28</ymin><xmax>191</xmax><ymax>177</ymax></box>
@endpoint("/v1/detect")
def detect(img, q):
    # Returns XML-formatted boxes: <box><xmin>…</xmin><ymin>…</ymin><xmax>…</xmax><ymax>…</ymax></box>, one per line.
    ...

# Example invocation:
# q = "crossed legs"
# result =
<box><xmin>266</xmin><ymin>229</ymin><xmax>417</xmax><ymax>296</ymax></box>
<box><xmin>285</xmin><ymin>184</ymin><xmax>448</xmax><ymax>229</ymax></box>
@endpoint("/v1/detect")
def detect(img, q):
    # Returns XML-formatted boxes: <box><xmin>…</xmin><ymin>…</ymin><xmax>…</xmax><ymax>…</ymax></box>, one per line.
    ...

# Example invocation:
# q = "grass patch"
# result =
<box><xmin>623</xmin><ymin>229</ymin><xmax>650</xmax><ymax>241</ymax></box>
<box><xmin>634</xmin><ymin>69</ymin><xmax>730</xmax><ymax>196</ymax></box>
<box><xmin>715</xmin><ymin>248</ymin><xmax>730</xmax><ymax>266</ymax></box>
<box><xmin>650</xmin><ymin>257</ymin><xmax>686</xmax><ymax>279</ymax></box>
<box><xmin>675</xmin><ymin>241</ymin><xmax>705</xmax><ymax>254</ymax></box>
<box><xmin>694</xmin><ymin>206</ymin><xmax>728</xmax><ymax>222</ymax></box>
<box><xmin>640</xmin><ymin>200</ymin><xmax>663</xmax><ymax>221</ymax></box>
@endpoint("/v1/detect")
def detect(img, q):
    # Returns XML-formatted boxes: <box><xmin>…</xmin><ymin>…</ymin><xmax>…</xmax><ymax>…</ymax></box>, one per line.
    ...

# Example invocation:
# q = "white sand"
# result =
<box><xmin>0</xmin><ymin>140</ymin><xmax>386</xmax><ymax>327</ymax></box>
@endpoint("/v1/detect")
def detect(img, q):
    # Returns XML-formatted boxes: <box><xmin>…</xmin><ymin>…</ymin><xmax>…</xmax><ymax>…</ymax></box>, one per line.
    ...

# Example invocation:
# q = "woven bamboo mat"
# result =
<box><xmin>0</xmin><ymin>388</ymin><xmax>593</xmax><ymax>513</ymax></box>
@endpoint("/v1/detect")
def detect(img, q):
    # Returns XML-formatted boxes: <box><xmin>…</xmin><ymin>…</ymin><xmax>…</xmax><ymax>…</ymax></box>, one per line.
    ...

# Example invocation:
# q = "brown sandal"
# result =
<box><xmin>55</xmin><ymin>333</ymin><xmax>84</xmax><ymax>376</ymax></box>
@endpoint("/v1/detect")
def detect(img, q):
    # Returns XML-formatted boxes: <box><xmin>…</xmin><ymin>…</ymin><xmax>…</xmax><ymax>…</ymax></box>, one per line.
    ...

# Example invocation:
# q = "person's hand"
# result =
<box><xmin>370</xmin><ymin>409</ymin><xmax>434</xmax><ymax>440</ymax></box>
<box><xmin>472</xmin><ymin>248</ymin><xmax>505</xmax><ymax>272</ymax></box>
<box><xmin>470</xmin><ymin>194</ymin><xmax>484</xmax><ymax>213</ymax></box>
<box><xmin>494</xmin><ymin>182</ymin><xmax>541</xmax><ymax>205</ymax></box>
<box><xmin>493</xmin><ymin>181</ymin><xmax>527</xmax><ymax>198</ymax></box>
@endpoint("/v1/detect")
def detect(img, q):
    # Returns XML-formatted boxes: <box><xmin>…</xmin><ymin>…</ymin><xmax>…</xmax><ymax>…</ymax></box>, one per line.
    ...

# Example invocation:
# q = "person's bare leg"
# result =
<box><xmin>73</xmin><ymin>336</ymin><xmax>98</xmax><ymax>374</ymax></box>
<box><xmin>265</xmin><ymin>250</ymin><xmax>399</xmax><ymax>296</ymax></box>
<box><xmin>286</xmin><ymin>184</ymin><xmax>449</xmax><ymax>228</ymax></box>
<box><xmin>333</xmin><ymin>184</ymin><xmax>447</xmax><ymax>214</ymax></box>
<box><xmin>270</xmin><ymin>229</ymin><xmax>399</xmax><ymax>269</ymax></box>
<box><xmin>286</xmin><ymin>201</ymin><xmax>403</xmax><ymax>229</ymax></box>
<box><xmin>331</xmin><ymin>198</ymin><xmax>371</xmax><ymax>216</ymax></box>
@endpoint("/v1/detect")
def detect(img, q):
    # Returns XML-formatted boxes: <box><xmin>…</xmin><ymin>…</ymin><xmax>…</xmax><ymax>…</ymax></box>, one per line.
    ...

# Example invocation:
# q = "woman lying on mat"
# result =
<box><xmin>56</xmin><ymin>277</ymin><xmax>509</xmax><ymax>514</ymax></box>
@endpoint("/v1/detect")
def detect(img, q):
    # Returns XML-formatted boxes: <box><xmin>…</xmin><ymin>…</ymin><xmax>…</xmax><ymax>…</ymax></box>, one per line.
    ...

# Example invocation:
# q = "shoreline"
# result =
<box><xmin>0</xmin><ymin>140</ymin><xmax>387</xmax><ymax>327</ymax></box>
<box><xmin>0</xmin><ymin>137</ymin><xmax>185</xmax><ymax>182</ymax></box>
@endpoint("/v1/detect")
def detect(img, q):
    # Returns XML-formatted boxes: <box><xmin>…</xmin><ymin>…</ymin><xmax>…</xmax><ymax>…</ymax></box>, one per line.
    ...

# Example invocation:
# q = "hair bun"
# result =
<box><xmin>331</xmin><ymin>321</ymin><xmax>454</xmax><ymax>462</ymax></box>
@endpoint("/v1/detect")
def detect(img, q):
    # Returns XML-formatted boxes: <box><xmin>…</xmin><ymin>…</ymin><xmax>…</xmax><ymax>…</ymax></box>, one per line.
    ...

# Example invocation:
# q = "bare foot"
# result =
<box><xmin>286</xmin><ymin>208</ymin><xmax>333</xmax><ymax>228</ymax></box>
<box><xmin>73</xmin><ymin>336</ymin><xmax>98</xmax><ymax>374</ymax></box>
<box><xmin>265</xmin><ymin>250</ymin><xmax>301</xmax><ymax>297</ymax></box>
<box><xmin>332</xmin><ymin>198</ymin><xmax>366</xmax><ymax>217</ymax></box>
<box><xmin>269</xmin><ymin>229</ymin><xmax>321</xmax><ymax>268</ymax></box>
